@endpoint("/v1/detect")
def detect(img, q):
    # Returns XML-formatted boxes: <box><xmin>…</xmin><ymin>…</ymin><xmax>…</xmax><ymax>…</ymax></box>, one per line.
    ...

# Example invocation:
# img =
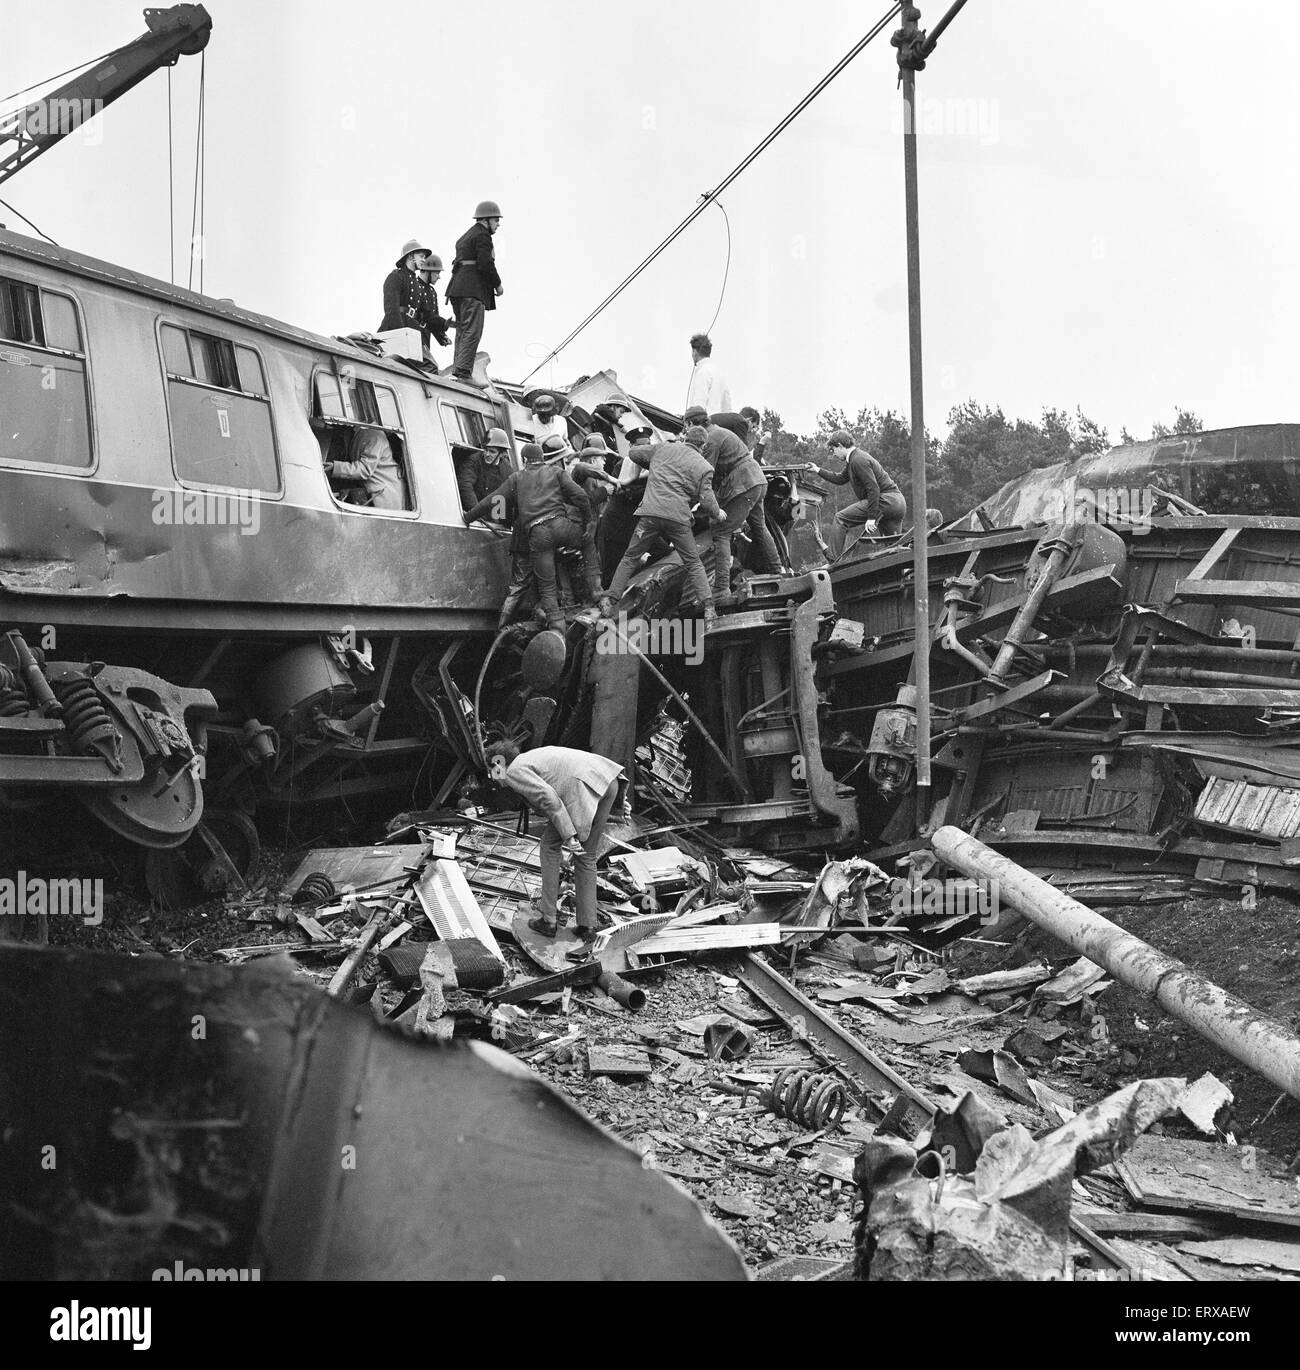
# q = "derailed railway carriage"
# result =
<box><xmin>0</xmin><ymin>225</ymin><xmax>523</xmax><ymax>887</ymax></box>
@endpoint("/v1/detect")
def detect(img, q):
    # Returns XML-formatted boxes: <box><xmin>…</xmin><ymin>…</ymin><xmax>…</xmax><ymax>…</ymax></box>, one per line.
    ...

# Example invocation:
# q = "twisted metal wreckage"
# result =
<box><xmin>5</xmin><ymin>4</ymin><xmax>1300</xmax><ymax>1283</ymax></box>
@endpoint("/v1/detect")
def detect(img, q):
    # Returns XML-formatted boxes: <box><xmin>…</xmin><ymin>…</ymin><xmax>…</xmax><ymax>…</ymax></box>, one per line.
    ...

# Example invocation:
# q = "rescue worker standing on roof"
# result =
<box><xmin>380</xmin><ymin>240</ymin><xmax>450</xmax><ymax>360</ymax></box>
<box><xmin>816</xmin><ymin>428</ymin><xmax>907</xmax><ymax>557</ymax></box>
<box><xmin>463</xmin><ymin>442</ymin><xmax>598</xmax><ymax>630</ymax></box>
<box><xmin>447</xmin><ymin>201</ymin><xmax>503</xmax><ymax>382</ymax></box>
<box><xmin>602</xmin><ymin>425</ymin><xmax>724</xmax><ymax>625</ymax></box>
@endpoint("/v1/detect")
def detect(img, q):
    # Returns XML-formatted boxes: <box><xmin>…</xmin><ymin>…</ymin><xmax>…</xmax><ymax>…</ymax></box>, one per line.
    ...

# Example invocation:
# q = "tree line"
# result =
<box><xmin>760</xmin><ymin>402</ymin><xmax>1204</xmax><ymax>521</ymax></box>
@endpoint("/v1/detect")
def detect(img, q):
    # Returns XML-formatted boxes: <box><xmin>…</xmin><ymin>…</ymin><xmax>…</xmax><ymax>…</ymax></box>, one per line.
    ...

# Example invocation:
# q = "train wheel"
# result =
<box><xmin>145</xmin><ymin>809</ymin><xmax>261</xmax><ymax>909</ymax></box>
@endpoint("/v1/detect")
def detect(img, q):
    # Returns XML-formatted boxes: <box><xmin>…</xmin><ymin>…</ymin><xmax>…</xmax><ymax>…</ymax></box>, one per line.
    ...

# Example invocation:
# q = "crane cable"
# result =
<box><xmin>186</xmin><ymin>51</ymin><xmax>205</xmax><ymax>292</ymax></box>
<box><xmin>521</xmin><ymin>2</ymin><xmax>901</xmax><ymax>384</ymax></box>
<box><xmin>167</xmin><ymin>66</ymin><xmax>175</xmax><ymax>284</ymax></box>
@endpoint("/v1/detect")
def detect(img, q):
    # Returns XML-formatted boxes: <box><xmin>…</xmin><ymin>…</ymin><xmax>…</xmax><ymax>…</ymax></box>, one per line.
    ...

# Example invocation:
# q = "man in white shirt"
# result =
<box><xmin>686</xmin><ymin>333</ymin><xmax>732</xmax><ymax>414</ymax></box>
<box><xmin>531</xmin><ymin>392</ymin><xmax>570</xmax><ymax>448</ymax></box>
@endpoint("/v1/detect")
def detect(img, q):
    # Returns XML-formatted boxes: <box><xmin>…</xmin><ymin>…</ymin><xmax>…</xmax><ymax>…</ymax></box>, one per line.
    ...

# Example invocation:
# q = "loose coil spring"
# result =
<box><xmin>293</xmin><ymin>873</ymin><xmax>337</xmax><ymax>905</ymax></box>
<box><xmin>52</xmin><ymin>676</ymin><xmax>116</xmax><ymax>751</ymax></box>
<box><xmin>769</xmin><ymin>1068</ymin><xmax>848</xmax><ymax>1130</ymax></box>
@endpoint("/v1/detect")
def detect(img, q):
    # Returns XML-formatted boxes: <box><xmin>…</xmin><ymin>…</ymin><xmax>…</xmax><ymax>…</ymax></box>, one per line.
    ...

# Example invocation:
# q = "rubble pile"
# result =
<box><xmin>173</xmin><ymin>809</ymin><xmax>1300</xmax><ymax>1281</ymax></box>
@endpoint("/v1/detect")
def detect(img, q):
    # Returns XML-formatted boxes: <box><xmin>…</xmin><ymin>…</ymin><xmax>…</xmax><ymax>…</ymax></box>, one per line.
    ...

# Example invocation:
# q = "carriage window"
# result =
<box><xmin>0</xmin><ymin>277</ymin><xmax>91</xmax><ymax>468</ymax></box>
<box><xmin>311</xmin><ymin>369</ymin><xmax>412</xmax><ymax>513</ymax></box>
<box><xmin>438</xmin><ymin>402</ymin><xmax>490</xmax><ymax>450</ymax></box>
<box><xmin>162</xmin><ymin>323</ymin><xmax>279</xmax><ymax>493</ymax></box>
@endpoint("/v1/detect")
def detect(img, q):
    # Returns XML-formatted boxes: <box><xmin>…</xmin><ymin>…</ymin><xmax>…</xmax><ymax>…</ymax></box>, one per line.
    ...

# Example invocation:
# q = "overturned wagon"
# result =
<box><xmin>822</xmin><ymin>423</ymin><xmax>1300</xmax><ymax>892</ymax></box>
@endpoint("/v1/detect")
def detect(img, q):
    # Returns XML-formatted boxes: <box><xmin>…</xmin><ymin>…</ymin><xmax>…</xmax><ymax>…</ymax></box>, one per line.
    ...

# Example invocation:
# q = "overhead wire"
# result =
<box><xmin>521</xmin><ymin>2</ymin><xmax>901</xmax><ymax>383</ymax></box>
<box><xmin>0</xmin><ymin>194</ymin><xmax>57</xmax><ymax>245</ymax></box>
<box><xmin>702</xmin><ymin>197</ymin><xmax>731</xmax><ymax>339</ymax></box>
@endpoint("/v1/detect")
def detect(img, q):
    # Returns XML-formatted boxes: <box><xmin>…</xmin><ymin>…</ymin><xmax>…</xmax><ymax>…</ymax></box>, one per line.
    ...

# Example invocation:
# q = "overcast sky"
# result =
<box><xmin>3</xmin><ymin>0</ymin><xmax>1297</xmax><ymax>442</ymax></box>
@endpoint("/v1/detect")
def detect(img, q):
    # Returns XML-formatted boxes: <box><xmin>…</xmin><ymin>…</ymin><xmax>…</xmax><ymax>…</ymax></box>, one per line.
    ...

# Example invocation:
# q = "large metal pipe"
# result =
<box><xmin>931</xmin><ymin>826</ymin><xmax>1300</xmax><ymax>1101</ymax></box>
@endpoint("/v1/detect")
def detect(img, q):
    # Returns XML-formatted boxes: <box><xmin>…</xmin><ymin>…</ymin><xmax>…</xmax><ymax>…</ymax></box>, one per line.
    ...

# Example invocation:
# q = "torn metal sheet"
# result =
<box><xmin>0</xmin><ymin>944</ymin><xmax>746</xmax><ymax>1281</ymax></box>
<box><xmin>282</xmin><ymin>845</ymin><xmax>430</xmax><ymax>898</ymax></box>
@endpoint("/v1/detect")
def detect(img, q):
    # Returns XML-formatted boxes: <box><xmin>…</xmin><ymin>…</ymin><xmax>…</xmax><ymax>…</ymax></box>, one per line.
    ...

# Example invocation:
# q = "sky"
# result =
<box><xmin>2</xmin><ymin>0</ymin><xmax>1298</xmax><ymax>443</ymax></box>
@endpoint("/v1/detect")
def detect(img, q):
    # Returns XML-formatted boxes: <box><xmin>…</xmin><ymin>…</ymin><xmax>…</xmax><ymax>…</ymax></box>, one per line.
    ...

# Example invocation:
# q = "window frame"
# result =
<box><xmin>310</xmin><ymin>364</ymin><xmax>418</xmax><ymax>518</ymax></box>
<box><xmin>157</xmin><ymin>318</ymin><xmax>283</xmax><ymax>498</ymax></box>
<box><xmin>0</xmin><ymin>274</ymin><xmax>97</xmax><ymax>475</ymax></box>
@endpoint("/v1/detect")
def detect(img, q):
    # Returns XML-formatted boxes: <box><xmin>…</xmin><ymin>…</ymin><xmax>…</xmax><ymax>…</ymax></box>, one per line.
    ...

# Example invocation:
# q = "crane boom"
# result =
<box><xmin>0</xmin><ymin>5</ymin><xmax>212</xmax><ymax>188</ymax></box>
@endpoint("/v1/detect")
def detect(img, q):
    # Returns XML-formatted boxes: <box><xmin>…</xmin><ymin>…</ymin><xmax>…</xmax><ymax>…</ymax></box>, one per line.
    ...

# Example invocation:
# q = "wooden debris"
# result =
<box><xmin>1177</xmin><ymin>1236</ymin><xmax>1300</xmax><ymax>1273</ymax></box>
<box><xmin>588</xmin><ymin>1044</ymin><xmax>653</xmax><ymax>1078</ymax></box>
<box><xmin>1115</xmin><ymin>1135</ymin><xmax>1300</xmax><ymax>1228</ymax></box>
<box><xmin>955</xmin><ymin>962</ymin><xmax>1051</xmax><ymax>997</ymax></box>
<box><xmin>1076</xmin><ymin>1211</ymin><xmax>1229</xmax><ymax>1242</ymax></box>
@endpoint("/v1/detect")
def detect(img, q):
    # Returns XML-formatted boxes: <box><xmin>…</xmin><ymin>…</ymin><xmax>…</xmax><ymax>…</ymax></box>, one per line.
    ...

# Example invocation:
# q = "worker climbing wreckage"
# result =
<box><xmin>5</xmin><ymin>0</ymin><xmax>1300</xmax><ymax>1324</ymax></box>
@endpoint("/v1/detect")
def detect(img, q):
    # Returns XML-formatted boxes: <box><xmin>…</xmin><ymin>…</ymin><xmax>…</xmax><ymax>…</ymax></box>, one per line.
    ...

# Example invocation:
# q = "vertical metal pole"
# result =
<box><xmin>901</xmin><ymin>45</ymin><xmax>931</xmax><ymax>830</ymax></box>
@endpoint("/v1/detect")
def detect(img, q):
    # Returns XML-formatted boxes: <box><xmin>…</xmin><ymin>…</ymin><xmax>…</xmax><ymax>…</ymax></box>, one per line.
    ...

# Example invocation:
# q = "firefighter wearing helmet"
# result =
<box><xmin>447</xmin><ymin>201</ymin><xmax>504</xmax><ymax>384</ymax></box>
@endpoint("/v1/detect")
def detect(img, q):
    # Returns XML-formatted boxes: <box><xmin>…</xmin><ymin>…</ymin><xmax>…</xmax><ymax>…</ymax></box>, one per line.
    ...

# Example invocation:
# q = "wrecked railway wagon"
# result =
<box><xmin>822</xmin><ymin>423</ymin><xmax>1300</xmax><ymax>894</ymax></box>
<box><xmin>0</xmin><ymin>224</ymin><xmax>529</xmax><ymax>881</ymax></box>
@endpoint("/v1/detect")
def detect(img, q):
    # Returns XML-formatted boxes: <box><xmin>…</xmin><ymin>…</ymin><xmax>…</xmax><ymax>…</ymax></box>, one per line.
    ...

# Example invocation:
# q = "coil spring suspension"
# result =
<box><xmin>293</xmin><ymin>872</ymin><xmax>337</xmax><ymax>905</ymax></box>
<box><xmin>769</xmin><ymin>1068</ymin><xmax>848</xmax><ymax>1130</ymax></box>
<box><xmin>52</xmin><ymin>676</ymin><xmax>118</xmax><ymax>753</ymax></box>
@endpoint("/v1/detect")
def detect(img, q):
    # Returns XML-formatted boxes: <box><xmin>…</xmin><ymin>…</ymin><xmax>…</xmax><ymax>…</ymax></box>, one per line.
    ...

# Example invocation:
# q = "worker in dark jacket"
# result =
<box><xmin>447</xmin><ymin>200</ymin><xmax>503</xmax><ymax>382</ymax></box>
<box><xmin>602</xmin><ymin>427</ymin><xmax>724</xmax><ymax>623</ymax></box>
<box><xmin>816</xmin><ymin>429</ymin><xmax>906</xmax><ymax>557</ymax></box>
<box><xmin>380</xmin><ymin>240</ymin><xmax>450</xmax><ymax>357</ymax></box>
<box><xmin>464</xmin><ymin>442</ymin><xmax>596</xmax><ymax>629</ymax></box>
<box><xmin>455</xmin><ymin>427</ymin><xmax>513</xmax><ymax>510</ymax></box>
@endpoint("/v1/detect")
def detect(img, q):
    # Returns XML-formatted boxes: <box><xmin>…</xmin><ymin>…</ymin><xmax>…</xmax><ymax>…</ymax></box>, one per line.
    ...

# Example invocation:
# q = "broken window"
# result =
<box><xmin>0</xmin><ymin>276</ymin><xmax>92</xmax><ymax>468</ymax></box>
<box><xmin>311</xmin><ymin>369</ymin><xmax>413</xmax><ymax>513</ymax></box>
<box><xmin>440</xmin><ymin>401</ymin><xmax>509</xmax><ymax>514</ymax></box>
<box><xmin>161</xmin><ymin>323</ymin><xmax>280</xmax><ymax>494</ymax></box>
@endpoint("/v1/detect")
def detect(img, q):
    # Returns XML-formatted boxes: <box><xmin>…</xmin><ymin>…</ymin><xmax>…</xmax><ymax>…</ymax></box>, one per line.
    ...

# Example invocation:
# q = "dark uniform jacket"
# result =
<box><xmin>466</xmin><ymin>463</ymin><xmax>590</xmax><ymax>530</ymax></box>
<box><xmin>447</xmin><ymin>223</ymin><xmax>502</xmax><ymax>311</ymax></box>
<box><xmin>379</xmin><ymin>268</ymin><xmax>449</xmax><ymax>347</ymax></box>
<box><xmin>455</xmin><ymin>449</ymin><xmax>512</xmax><ymax>510</ymax></box>
<box><xmin>818</xmin><ymin>448</ymin><xmax>901</xmax><ymax>518</ymax></box>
